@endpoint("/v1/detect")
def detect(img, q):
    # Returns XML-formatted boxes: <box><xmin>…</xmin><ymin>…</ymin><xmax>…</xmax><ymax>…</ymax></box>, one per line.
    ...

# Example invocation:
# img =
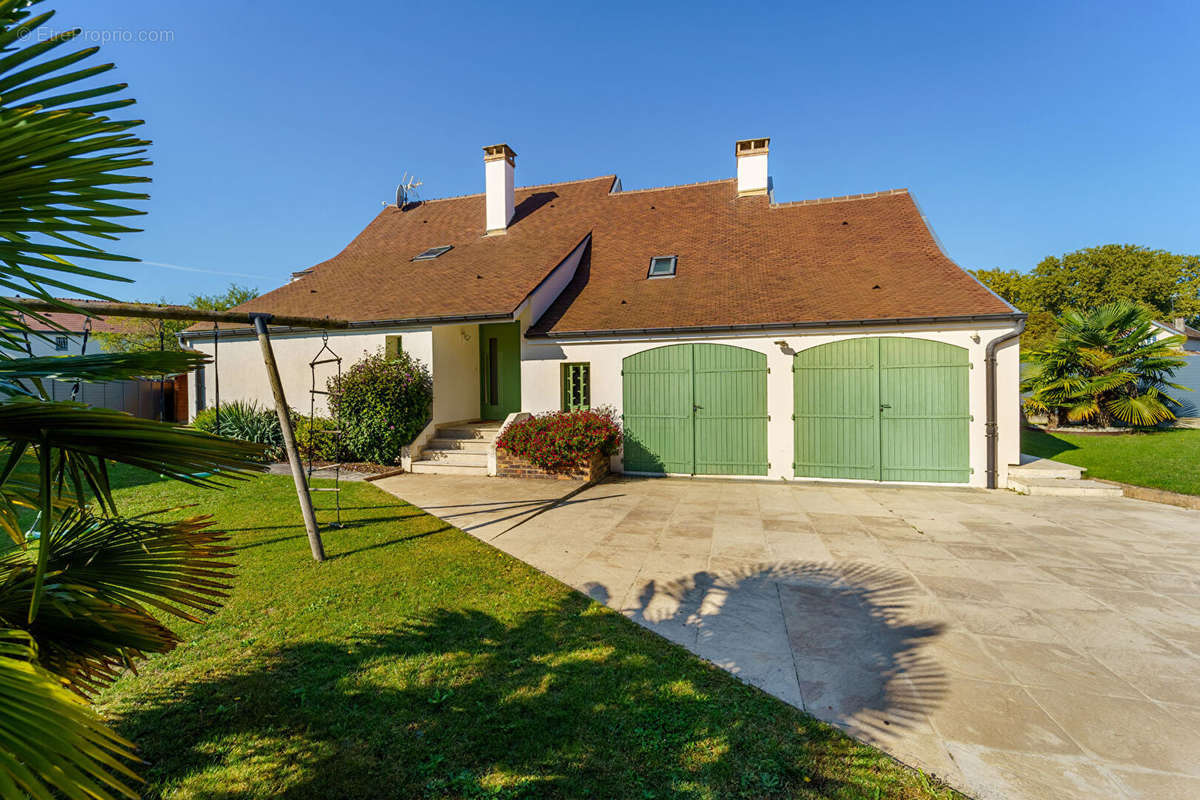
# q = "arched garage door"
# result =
<box><xmin>622</xmin><ymin>343</ymin><xmax>768</xmax><ymax>476</ymax></box>
<box><xmin>793</xmin><ymin>337</ymin><xmax>970</xmax><ymax>483</ymax></box>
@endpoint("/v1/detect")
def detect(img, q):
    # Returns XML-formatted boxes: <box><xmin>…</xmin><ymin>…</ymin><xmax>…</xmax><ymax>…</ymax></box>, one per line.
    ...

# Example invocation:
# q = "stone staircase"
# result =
<box><xmin>1007</xmin><ymin>455</ymin><xmax>1123</xmax><ymax>498</ymax></box>
<box><xmin>408</xmin><ymin>421</ymin><xmax>501</xmax><ymax>476</ymax></box>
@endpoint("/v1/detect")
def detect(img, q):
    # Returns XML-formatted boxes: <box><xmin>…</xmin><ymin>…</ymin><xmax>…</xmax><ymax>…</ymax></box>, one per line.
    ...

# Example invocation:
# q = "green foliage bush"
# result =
<box><xmin>295</xmin><ymin>415</ymin><xmax>344</xmax><ymax>462</ymax></box>
<box><xmin>192</xmin><ymin>400</ymin><xmax>282</xmax><ymax>462</ymax></box>
<box><xmin>496</xmin><ymin>407</ymin><xmax>622</xmax><ymax>473</ymax></box>
<box><xmin>328</xmin><ymin>349</ymin><xmax>433</xmax><ymax>465</ymax></box>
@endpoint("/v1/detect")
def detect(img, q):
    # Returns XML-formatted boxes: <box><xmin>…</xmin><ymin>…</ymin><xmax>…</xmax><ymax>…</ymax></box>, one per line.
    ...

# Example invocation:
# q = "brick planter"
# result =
<box><xmin>496</xmin><ymin>448</ymin><xmax>609</xmax><ymax>482</ymax></box>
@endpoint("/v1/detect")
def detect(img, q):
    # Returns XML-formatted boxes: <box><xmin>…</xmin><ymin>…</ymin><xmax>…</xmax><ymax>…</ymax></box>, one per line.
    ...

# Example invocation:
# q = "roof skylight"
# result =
<box><xmin>647</xmin><ymin>255</ymin><xmax>677</xmax><ymax>278</ymax></box>
<box><xmin>412</xmin><ymin>245</ymin><xmax>453</xmax><ymax>261</ymax></box>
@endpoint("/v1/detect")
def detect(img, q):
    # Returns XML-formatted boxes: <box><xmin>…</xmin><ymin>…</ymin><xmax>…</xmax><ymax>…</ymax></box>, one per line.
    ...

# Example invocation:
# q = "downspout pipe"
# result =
<box><xmin>984</xmin><ymin>316</ymin><xmax>1027</xmax><ymax>489</ymax></box>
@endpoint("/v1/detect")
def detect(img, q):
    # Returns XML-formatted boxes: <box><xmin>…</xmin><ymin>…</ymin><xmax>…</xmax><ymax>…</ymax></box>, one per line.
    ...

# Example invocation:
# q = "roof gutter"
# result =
<box><xmin>984</xmin><ymin>316</ymin><xmax>1026</xmax><ymax>490</ymax></box>
<box><xmin>526</xmin><ymin>312</ymin><xmax>1027</xmax><ymax>340</ymax></box>
<box><xmin>179</xmin><ymin>311</ymin><xmax>516</xmax><ymax>340</ymax></box>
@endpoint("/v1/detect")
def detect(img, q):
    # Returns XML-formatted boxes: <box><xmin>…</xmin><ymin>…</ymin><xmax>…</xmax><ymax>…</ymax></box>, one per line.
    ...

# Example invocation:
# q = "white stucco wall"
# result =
<box><xmin>519</xmin><ymin>321</ymin><xmax>1022</xmax><ymax>488</ymax></box>
<box><xmin>185</xmin><ymin>323</ymin><xmax>485</xmax><ymax>429</ymax></box>
<box><xmin>431</xmin><ymin>323</ymin><xmax>481</xmax><ymax>424</ymax></box>
<box><xmin>187</xmin><ymin>327</ymin><xmax>434</xmax><ymax>421</ymax></box>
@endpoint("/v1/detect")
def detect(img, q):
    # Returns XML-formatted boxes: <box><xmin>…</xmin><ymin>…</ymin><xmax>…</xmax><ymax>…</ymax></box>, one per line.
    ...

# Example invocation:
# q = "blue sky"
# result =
<box><xmin>52</xmin><ymin>0</ymin><xmax>1200</xmax><ymax>303</ymax></box>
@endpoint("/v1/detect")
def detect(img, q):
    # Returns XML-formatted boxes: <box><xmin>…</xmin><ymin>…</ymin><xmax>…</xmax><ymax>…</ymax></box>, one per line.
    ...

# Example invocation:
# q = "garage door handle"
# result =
<box><xmin>693</xmin><ymin>404</ymin><xmax>703</xmax><ymax>411</ymax></box>
<box><xmin>880</xmin><ymin>403</ymin><xmax>891</xmax><ymax>410</ymax></box>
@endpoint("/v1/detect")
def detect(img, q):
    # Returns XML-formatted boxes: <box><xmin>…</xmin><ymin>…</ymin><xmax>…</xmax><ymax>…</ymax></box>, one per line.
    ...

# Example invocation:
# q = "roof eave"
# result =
<box><xmin>526</xmin><ymin>312</ymin><xmax>1028</xmax><ymax>340</ymax></box>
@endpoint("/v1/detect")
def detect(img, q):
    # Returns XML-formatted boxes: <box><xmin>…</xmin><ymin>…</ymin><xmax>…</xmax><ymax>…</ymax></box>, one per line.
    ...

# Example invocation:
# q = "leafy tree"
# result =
<box><xmin>93</xmin><ymin>283</ymin><xmax>259</xmax><ymax>354</ymax></box>
<box><xmin>973</xmin><ymin>245</ymin><xmax>1200</xmax><ymax>348</ymax></box>
<box><xmin>1022</xmin><ymin>302</ymin><xmax>1189</xmax><ymax>428</ymax></box>
<box><xmin>0</xmin><ymin>3</ymin><xmax>261</xmax><ymax>796</ymax></box>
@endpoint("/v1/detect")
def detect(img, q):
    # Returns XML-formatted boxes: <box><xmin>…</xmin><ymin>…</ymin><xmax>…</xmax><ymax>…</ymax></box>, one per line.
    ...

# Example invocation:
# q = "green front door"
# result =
<box><xmin>479</xmin><ymin>321</ymin><xmax>521</xmax><ymax>420</ymax></box>
<box><xmin>622</xmin><ymin>343</ymin><xmax>768</xmax><ymax>476</ymax></box>
<box><xmin>792</xmin><ymin>337</ymin><xmax>970</xmax><ymax>483</ymax></box>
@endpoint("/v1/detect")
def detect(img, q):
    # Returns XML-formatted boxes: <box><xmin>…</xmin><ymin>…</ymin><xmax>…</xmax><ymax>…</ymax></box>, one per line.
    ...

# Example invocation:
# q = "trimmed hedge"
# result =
<box><xmin>496</xmin><ymin>407</ymin><xmax>622</xmax><ymax>473</ymax></box>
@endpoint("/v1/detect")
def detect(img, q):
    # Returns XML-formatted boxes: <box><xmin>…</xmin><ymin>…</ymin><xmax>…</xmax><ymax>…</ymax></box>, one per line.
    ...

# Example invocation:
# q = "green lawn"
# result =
<box><xmin>1022</xmin><ymin>427</ymin><xmax>1200</xmax><ymax>495</ymax></box>
<box><xmin>93</xmin><ymin>469</ymin><xmax>959</xmax><ymax>800</ymax></box>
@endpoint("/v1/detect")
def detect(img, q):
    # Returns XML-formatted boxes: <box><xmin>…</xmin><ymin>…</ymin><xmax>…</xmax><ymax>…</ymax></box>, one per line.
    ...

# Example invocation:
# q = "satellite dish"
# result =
<box><xmin>393</xmin><ymin>172</ymin><xmax>422</xmax><ymax>208</ymax></box>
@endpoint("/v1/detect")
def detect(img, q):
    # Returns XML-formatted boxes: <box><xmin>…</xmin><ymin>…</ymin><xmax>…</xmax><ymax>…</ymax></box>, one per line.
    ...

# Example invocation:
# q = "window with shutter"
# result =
<box><xmin>561</xmin><ymin>363</ymin><xmax>590</xmax><ymax>411</ymax></box>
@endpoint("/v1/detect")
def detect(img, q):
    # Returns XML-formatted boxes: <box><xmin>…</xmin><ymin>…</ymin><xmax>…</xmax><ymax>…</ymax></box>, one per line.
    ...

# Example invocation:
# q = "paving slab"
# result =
<box><xmin>376</xmin><ymin>473</ymin><xmax>1200</xmax><ymax>800</ymax></box>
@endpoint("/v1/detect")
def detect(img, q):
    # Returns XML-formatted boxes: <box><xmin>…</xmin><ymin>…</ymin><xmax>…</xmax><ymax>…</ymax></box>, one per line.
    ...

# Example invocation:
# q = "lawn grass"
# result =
<box><xmin>93</xmin><ymin>468</ymin><xmax>960</xmax><ymax>800</ymax></box>
<box><xmin>1022</xmin><ymin>426</ymin><xmax>1200</xmax><ymax>495</ymax></box>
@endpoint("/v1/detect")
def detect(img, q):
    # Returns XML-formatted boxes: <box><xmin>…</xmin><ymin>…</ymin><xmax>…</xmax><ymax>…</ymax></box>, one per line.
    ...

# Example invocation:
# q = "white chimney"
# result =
<box><xmin>736</xmin><ymin>137</ymin><xmax>770</xmax><ymax>196</ymax></box>
<box><xmin>483</xmin><ymin>143</ymin><xmax>516</xmax><ymax>234</ymax></box>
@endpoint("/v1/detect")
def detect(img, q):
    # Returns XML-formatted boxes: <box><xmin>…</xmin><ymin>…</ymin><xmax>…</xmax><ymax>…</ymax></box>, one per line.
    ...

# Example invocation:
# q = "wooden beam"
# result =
<box><xmin>13</xmin><ymin>298</ymin><xmax>350</xmax><ymax>329</ymax></box>
<box><xmin>252</xmin><ymin>314</ymin><xmax>326</xmax><ymax>562</ymax></box>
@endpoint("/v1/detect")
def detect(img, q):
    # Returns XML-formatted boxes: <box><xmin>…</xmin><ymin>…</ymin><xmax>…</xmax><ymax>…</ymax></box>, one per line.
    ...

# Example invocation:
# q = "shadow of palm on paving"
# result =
<box><xmin>605</xmin><ymin>561</ymin><xmax>948</xmax><ymax>743</ymax></box>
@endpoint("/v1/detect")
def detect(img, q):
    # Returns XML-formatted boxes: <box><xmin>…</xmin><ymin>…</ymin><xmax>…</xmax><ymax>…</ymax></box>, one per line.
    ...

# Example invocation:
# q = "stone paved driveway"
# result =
<box><xmin>374</xmin><ymin>473</ymin><xmax>1200</xmax><ymax>800</ymax></box>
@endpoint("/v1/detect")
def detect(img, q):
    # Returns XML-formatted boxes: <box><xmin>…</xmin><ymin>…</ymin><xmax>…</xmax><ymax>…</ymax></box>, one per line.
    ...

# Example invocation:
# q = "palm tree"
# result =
<box><xmin>0</xmin><ymin>2</ymin><xmax>262</xmax><ymax>796</ymax></box>
<box><xmin>1022</xmin><ymin>302</ymin><xmax>1189</xmax><ymax>428</ymax></box>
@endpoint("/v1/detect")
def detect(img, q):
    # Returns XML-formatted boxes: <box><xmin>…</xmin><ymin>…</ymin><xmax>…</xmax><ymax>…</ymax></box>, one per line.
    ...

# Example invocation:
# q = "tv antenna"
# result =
<box><xmin>389</xmin><ymin>172</ymin><xmax>422</xmax><ymax>207</ymax></box>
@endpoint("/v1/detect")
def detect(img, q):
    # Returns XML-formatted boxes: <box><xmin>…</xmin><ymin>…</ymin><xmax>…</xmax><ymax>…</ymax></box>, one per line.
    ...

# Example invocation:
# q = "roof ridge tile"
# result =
<box><xmin>771</xmin><ymin>188</ymin><xmax>909</xmax><ymax>208</ymax></box>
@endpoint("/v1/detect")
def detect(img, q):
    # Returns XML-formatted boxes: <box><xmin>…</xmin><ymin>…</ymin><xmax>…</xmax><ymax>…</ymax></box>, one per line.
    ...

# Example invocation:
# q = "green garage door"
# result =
<box><xmin>793</xmin><ymin>337</ymin><xmax>970</xmax><ymax>483</ymax></box>
<box><xmin>622</xmin><ymin>343</ymin><xmax>768</xmax><ymax>476</ymax></box>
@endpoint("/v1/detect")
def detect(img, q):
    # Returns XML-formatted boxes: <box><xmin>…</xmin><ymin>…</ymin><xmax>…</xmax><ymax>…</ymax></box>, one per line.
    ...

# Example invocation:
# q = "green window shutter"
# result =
<box><xmin>384</xmin><ymin>335</ymin><xmax>402</xmax><ymax>360</ymax></box>
<box><xmin>562</xmin><ymin>362</ymin><xmax>590</xmax><ymax>411</ymax></box>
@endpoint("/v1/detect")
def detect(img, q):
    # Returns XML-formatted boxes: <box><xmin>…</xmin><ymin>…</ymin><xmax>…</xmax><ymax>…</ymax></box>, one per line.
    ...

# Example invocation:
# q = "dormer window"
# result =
<box><xmin>413</xmin><ymin>245</ymin><xmax>452</xmax><ymax>261</ymax></box>
<box><xmin>647</xmin><ymin>255</ymin><xmax>677</xmax><ymax>279</ymax></box>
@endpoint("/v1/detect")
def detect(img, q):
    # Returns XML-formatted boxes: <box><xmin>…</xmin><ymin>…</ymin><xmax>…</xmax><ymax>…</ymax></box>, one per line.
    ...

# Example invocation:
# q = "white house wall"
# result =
<box><xmin>188</xmin><ymin>328</ymin><xmax>434</xmax><ymax>421</ymax></box>
<box><xmin>431</xmin><ymin>323</ymin><xmax>481</xmax><ymax>424</ymax></box>
<box><xmin>520</xmin><ymin>322</ymin><xmax>1022</xmax><ymax>488</ymax></box>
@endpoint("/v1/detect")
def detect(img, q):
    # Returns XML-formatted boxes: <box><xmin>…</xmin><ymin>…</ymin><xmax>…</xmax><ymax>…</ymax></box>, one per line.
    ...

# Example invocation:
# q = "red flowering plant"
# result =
<box><xmin>496</xmin><ymin>406</ymin><xmax>622</xmax><ymax>473</ymax></box>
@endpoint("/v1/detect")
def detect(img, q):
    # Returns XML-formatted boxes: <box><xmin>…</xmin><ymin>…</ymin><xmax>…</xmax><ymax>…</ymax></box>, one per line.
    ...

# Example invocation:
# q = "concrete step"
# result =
<box><xmin>417</xmin><ymin>449</ymin><xmax>488</xmax><ymax>467</ymax></box>
<box><xmin>408</xmin><ymin>461</ymin><xmax>489</xmax><ymax>476</ymax></box>
<box><xmin>429</xmin><ymin>437</ymin><xmax>491</xmax><ymax>453</ymax></box>
<box><xmin>1009</xmin><ymin>455</ymin><xmax>1086</xmax><ymax>481</ymax></box>
<box><xmin>1008</xmin><ymin>475</ymin><xmax>1123</xmax><ymax>498</ymax></box>
<box><xmin>438</xmin><ymin>424</ymin><xmax>501</xmax><ymax>441</ymax></box>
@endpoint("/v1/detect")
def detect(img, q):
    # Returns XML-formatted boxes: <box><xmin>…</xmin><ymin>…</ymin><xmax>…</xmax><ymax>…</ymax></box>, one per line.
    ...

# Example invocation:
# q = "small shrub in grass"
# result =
<box><xmin>295</xmin><ymin>415</ymin><xmax>345</xmax><ymax>462</ymax></box>
<box><xmin>328</xmin><ymin>349</ymin><xmax>433</xmax><ymax>465</ymax></box>
<box><xmin>497</xmin><ymin>407</ymin><xmax>622</xmax><ymax>473</ymax></box>
<box><xmin>192</xmin><ymin>399</ymin><xmax>282</xmax><ymax>462</ymax></box>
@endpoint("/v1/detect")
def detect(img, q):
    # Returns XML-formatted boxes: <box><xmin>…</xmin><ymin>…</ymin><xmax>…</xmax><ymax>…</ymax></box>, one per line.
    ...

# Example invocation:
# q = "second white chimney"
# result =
<box><xmin>736</xmin><ymin>137</ymin><xmax>770</xmax><ymax>196</ymax></box>
<box><xmin>483</xmin><ymin>143</ymin><xmax>516</xmax><ymax>234</ymax></box>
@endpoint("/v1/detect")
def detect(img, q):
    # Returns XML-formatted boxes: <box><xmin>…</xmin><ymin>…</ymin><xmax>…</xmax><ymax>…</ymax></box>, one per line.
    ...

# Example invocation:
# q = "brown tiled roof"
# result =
<box><xmin>530</xmin><ymin>183</ymin><xmax>1013</xmax><ymax>335</ymax></box>
<box><xmin>10</xmin><ymin>298</ymin><xmax>136</xmax><ymax>334</ymax></box>
<box><xmin>209</xmin><ymin>176</ymin><xmax>616</xmax><ymax>328</ymax></box>
<box><xmin>214</xmin><ymin>175</ymin><xmax>1013</xmax><ymax>335</ymax></box>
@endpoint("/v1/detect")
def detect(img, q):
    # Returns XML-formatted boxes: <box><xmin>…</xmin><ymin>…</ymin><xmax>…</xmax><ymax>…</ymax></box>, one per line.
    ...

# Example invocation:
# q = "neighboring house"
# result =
<box><xmin>180</xmin><ymin>139</ymin><xmax>1025</xmax><ymax>488</ymax></box>
<box><xmin>1152</xmin><ymin>318</ymin><xmax>1200</xmax><ymax>422</ymax></box>
<box><xmin>11</xmin><ymin>298</ymin><xmax>189</xmax><ymax>420</ymax></box>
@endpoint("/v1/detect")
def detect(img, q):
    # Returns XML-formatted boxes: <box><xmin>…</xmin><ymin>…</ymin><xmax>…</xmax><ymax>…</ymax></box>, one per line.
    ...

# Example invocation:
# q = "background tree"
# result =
<box><xmin>1022</xmin><ymin>302</ymin><xmax>1188</xmax><ymax>428</ymax></box>
<box><xmin>93</xmin><ymin>283</ymin><xmax>259</xmax><ymax>354</ymax></box>
<box><xmin>973</xmin><ymin>245</ymin><xmax>1200</xmax><ymax>347</ymax></box>
<box><xmin>0</xmin><ymin>4</ymin><xmax>261</xmax><ymax>797</ymax></box>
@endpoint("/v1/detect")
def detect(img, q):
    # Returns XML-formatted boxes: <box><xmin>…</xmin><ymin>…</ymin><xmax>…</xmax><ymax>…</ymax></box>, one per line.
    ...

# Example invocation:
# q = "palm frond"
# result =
<box><xmin>0</xmin><ymin>398</ymin><xmax>265</xmax><ymax>485</ymax></box>
<box><xmin>0</xmin><ymin>628</ymin><xmax>139</xmax><ymax>800</ymax></box>
<box><xmin>0</xmin><ymin>509</ymin><xmax>233</xmax><ymax>693</ymax></box>
<box><xmin>0</xmin><ymin>349</ymin><xmax>207</xmax><ymax>383</ymax></box>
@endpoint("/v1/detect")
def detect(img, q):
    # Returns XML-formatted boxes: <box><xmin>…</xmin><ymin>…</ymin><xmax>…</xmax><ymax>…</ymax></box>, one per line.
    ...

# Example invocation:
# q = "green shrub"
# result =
<box><xmin>496</xmin><ymin>407</ymin><xmax>622</xmax><ymax>473</ymax></box>
<box><xmin>295</xmin><ymin>415</ymin><xmax>345</xmax><ymax>462</ymax></box>
<box><xmin>192</xmin><ymin>400</ymin><xmax>282</xmax><ymax>462</ymax></box>
<box><xmin>328</xmin><ymin>349</ymin><xmax>432</xmax><ymax>465</ymax></box>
